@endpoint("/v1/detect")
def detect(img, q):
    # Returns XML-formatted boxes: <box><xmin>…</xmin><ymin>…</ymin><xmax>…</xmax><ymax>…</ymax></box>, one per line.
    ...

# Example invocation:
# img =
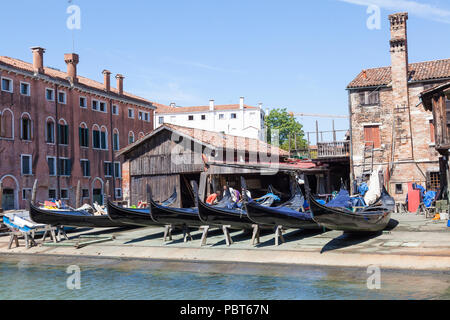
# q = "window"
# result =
<box><xmin>359</xmin><ymin>91</ymin><xmax>380</xmax><ymax>106</ymax></box>
<box><xmin>104</xmin><ymin>162</ymin><xmax>113</xmax><ymax>177</ymax></box>
<box><xmin>100</xmin><ymin>127</ymin><xmax>108</xmax><ymax>150</ymax></box>
<box><xmin>114</xmin><ymin>162</ymin><xmax>121</xmax><ymax>178</ymax></box>
<box><xmin>1</xmin><ymin>78</ymin><xmax>12</xmax><ymax>92</ymax></box>
<box><xmin>112</xmin><ymin>105</ymin><xmax>119</xmax><ymax>115</ymax></box>
<box><xmin>21</xmin><ymin>155</ymin><xmax>32</xmax><ymax>175</ymax></box>
<box><xmin>219</xmin><ymin>114</ymin><xmax>225</xmax><ymax>120</ymax></box>
<box><xmin>92</xmin><ymin>100</ymin><xmax>99</xmax><ymax>111</ymax></box>
<box><xmin>138</xmin><ymin>111</ymin><xmax>150</xmax><ymax>122</ymax></box>
<box><xmin>93</xmin><ymin>126</ymin><xmax>101</xmax><ymax>149</ymax></box>
<box><xmin>58</xmin><ymin>121</ymin><xmax>69</xmax><ymax>145</ymax></box>
<box><xmin>48</xmin><ymin>189</ymin><xmax>56</xmax><ymax>200</ymax></box>
<box><xmin>113</xmin><ymin>130</ymin><xmax>120</xmax><ymax>151</ymax></box>
<box><xmin>128</xmin><ymin>131</ymin><xmax>135</xmax><ymax>144</ymax></box>
<box><xmin>159</xmin><ymin>117</ymin><xmax>164</xmax><ymax>124</ymax></box>
<box><xmin>46</xmin><ymin>119</ymin><xmax>55</xmax><ymax>144</ymax></box>
<box><xmin>21</xmin><ymin>114</ymin><xmax>32</xmax><ymax>141</ymax></box>
<box><xmin>188</xmin><ymin>115</ymin><xmax>194</xmax><ymax>121</ymax></box>
<box><xmin>395</xmin><ymin>184</ymin><xmax>403</xmax><ymax>194</ymax></box>
<box><xmin>115</xmin><ymin>188</ymin><xmax>123</xmax><ymax>199</ymax></box>
<box><xmin>128</xmin><ymin>109</ymin><xmax>135</xmax><ymax>119</ymax></box>
<box><xmin>0</xmin><ymin>109</ymin><xmax>14</xmax><ymax>139</ymax></box>
<box><xmin>79</xmin><ymin>124</ymin><xmax>89</xmax><ymax>148</ymax></box>
<box><xmin>428</xmin><ymin>172</ymin><xmax>441</xmax><ymax>192</ymax></box>
<box><xmin>22</xmin><ymin>189</ymin><xmax>32</xmax><ymax>201</ymax></box>
<box><xmin>58</xmin><ymin>158</ymin><xmax>71</xmax><ymax>176</ymax></box>
<box><xmin>80</xmin><ymin>159</ymin><xmax>90</xmax><ymax>177</ymax></box>
<box><xmin>364</xmin><ymin>125</ymin><xmax>381</xmax><ymax>149</ymax></box>
<box><xmin>231</xmin><ymin>113</ymin><xmax>237</xmax><ymax>119</ymax></box>
<box><xmin>430</xmin><ymin>120</ymin><xmax>435</xmax><ymax>144</ymax></box>
<box><xmin>46</xmin><ymin>88</ymin><xmax>55</xmax><ymax>101</ymax></box>
<box><xmin>82</xmin><ymin>189</ymin><xmax>90</xmax><ymax>199</ymax></box>
<box><xmin>201</xmin><ymin>115</ymin><xmax>206</xmax><ymax>120</ymax></box>
<box><xmin>47</xmin><ymin>157</ymin><xmax>56</xmax><ymax>176</ymax></box>
<box><xmin>79</xmin><ymin>97</ymin><xmax>87</xmax><ymax>108</ymax></box>
<box><xmin>58</xmin><ymin>91</ymin><xmax>66</xmax><ymax>104</ymax></box>
<box><xmin>20</xmin><ymin>82</ymin><xmax>30</xmax><ymax>96</ymax></box>
<box><xmin>144</xmin><ymin>112</ymin><xmax>149</xmax><ymax>122</ymax></box>
<box><xmin>60</xmin><ymin>189</ymin><xmax>69</xmax><ymax>200</ymax></box>
<box><xmin>99</xmin><ymin>102</ymin><xmax>107</xmax><ymax>113</ymax></box>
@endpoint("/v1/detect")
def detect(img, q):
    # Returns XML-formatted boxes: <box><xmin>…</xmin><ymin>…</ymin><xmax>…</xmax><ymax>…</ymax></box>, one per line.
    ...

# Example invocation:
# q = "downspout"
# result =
<box><xmin>55</xmin><ymin>84</ymin><xmax>60</xmax><ymax>199</ymax></box>
<box><xmin>347</xmin><ymin>90</ymin><xmax>355</xmax><ymax>194</ymax></box>
<box><xmin>109</xmin><ymin>99</ymin><xmax>116</xmax><ymax>200</ymax></box>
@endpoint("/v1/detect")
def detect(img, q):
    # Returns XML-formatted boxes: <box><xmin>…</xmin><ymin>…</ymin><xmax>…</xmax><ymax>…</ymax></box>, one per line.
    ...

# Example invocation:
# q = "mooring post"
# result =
<box><xmin>31</xmin><ymin>179</ymin><xmax>38</xmax><ymax>206</ymax></box>
<box><xmin>75</xmin><ymin>180</ymin><xmax>81</xmax><ymax>209</ymax></box>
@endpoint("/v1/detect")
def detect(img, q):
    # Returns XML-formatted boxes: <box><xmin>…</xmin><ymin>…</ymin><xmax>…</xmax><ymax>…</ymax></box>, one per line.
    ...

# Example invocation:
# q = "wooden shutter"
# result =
<box><xmin>364</xmin><ymin>125</ymin><xmax>380</xmax><ymax>148</ymax></box>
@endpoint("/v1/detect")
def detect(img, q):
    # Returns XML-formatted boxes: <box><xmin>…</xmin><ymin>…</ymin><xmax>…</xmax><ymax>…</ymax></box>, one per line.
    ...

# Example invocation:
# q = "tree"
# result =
<box><xmin>265</xmin><ymin>108</ymin><xmax>307</xmax><ymax>151</ymax></box>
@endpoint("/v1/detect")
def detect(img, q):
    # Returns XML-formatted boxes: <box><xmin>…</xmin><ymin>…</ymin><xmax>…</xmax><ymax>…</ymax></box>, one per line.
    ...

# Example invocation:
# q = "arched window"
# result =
<box><xmin>58</xmin><ymin>119</ymin><xmax>69</xmax><ymax>145</ymax></box>
<box><xmin>21</xmin><ymin>113</ymin><xmax>32</xmax><ymax>141</ymax></box>
<box><xmin>113</xmin><ymin>129</ymin><xmax>120</xmax><ymax>151</ymax></box>
<box><xmin>79</xmin><ymin>122</ymin><xmax>89</xmax><ymax>148</ymax></box>
<box><xmin>92</xmin><ymin>124</ymin><xmax>101</xmax><ymax>149</ymax></box>
<box><xmin>128</xmin><ymin>131</ymin><xmax>135</xmax><ymax>145</ymax></box>
<box><xmin>0</xmin><ymin>109</ymin><xmax>14</xmax><ymax>139</ymax></box>
<box><xmin>100</xmin><ymin>126</ymin><xmax>108</xmax><ymax>150</ymax></box>
<box><xmin>45</xmin><ymin>117</ymin><xmax>55</xmax><ymax>144</ymax></box>
<box><xmin>138</xmin><ymin>132</ymin><xmax>145</xmax><ymax>140</ymax></box>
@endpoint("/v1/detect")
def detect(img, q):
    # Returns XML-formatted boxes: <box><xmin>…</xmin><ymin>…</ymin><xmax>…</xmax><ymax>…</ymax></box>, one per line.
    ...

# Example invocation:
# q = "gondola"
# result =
<box><xmin>107</xmin><ymin>200</ymin><xmax>160</xmax><ymax>227</ymax></box>
<box><xmin>243</xmin><ymin>178</ymin><xmax>322</xmax><ymax>230</ymax></box>
<box><xmin>29</xmin><ymin>202</ymin><xmax>128</xmax><ymax>228</ymax></box>
<box><xmin>195</xmin><ymin>183</ymin><xmax>266</xmax><ymax>230</ymax></box>
<box><xmin>307</xmin><ymin>186</ymin><xmax>395</xmax><ymax>233</ymax></box>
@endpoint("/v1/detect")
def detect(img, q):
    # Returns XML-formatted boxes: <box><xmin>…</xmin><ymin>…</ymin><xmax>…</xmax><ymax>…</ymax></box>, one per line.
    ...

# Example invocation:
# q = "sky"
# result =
<box><xmin>1</xmin><ymin>0</ymin><xmax>450</xmax><ymax>143</ymax></box>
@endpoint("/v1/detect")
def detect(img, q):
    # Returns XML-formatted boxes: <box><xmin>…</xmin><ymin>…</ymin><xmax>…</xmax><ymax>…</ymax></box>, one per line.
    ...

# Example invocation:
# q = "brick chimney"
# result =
<box><xmin>64</xmin><ymin>53</ymin><xmax>79</xmax><ymax>83</ymax></box>
<box><xmin>240</xmin><ymin>97</ymin><xmax>244</xmax><ymax>110</ymax></box>
<box><xmin>102</xmin><ymin>70</ymin><xmax>111</xmax><ymax>91</ymax></box>
<box><xmin>209</xmin><ymin>99</ymin><xmax>215</xmax><ymax>111</ymax></box>
<box><xmin>116</xmin><ymin>74</ymin><xmax>124</xmax><ymax>95</ymax></box>
<box><xmin>31</xmin><ymin>47</ymin><xmax>45</xmax><ymax>74</ymax></box>
<box><xmin>389</xmin><ymin>12</ymin><xmax>409</xmax><ymax>107</ymax></box>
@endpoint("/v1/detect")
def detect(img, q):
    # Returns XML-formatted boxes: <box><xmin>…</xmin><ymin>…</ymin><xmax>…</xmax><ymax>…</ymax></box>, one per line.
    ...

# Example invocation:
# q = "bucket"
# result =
<box><xmin>448</xmin><ymin>220</ymin><xmax>450</xmax><ymax>228</ymax></box>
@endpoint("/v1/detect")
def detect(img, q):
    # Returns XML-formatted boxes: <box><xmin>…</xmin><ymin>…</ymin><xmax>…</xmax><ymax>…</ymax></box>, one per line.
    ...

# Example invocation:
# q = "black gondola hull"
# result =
<box><xmin>107</xmin><ymin>201</ymin><xmax>160</xmax><ymax>227</ymax></box>
<box><xmin>149</xmin><ymin>199</ymin><xmax>203</xmax><ymax>227</ymax></box>
<box><xmin>197</xmin><ymin>199</ymin><xmax>257</xmax><ymax>230</ymax></box>
<box><xmin>30</xmin><ymin>203</ymin><xmax>127</xmax><ymax>228</ymax></box>
<box><xmin>245</xmin><ymin>201</ymin><xmax>322</xmax><ymax>230</ymax></box>
<box><xmin>308</xmin><ymin>197</ymin><xmax>392</xmax><ymax>233</ymax></box>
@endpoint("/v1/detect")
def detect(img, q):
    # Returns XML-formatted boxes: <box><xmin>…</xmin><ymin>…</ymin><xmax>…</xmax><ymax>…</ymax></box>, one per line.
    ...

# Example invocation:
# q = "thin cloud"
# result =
<box><xmin>338</xmin><ymin>0</ymin><xmax>450</xmax><ymax>23</ymax></box>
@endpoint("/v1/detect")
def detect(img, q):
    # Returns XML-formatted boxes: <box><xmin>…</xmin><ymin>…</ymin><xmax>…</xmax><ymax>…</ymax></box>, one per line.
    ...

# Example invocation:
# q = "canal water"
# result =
<box><xmin>0</xmin><ymin>256</ymin><xmax>448</xmax><ymax>300</ymax></box>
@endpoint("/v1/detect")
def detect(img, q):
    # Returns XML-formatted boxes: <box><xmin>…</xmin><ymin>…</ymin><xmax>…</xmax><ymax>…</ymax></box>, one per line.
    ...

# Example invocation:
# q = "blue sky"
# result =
<box><xmin>2</xmin><ymin>0</ymin><xmax>450</xmax><ymax>142</ymax></box>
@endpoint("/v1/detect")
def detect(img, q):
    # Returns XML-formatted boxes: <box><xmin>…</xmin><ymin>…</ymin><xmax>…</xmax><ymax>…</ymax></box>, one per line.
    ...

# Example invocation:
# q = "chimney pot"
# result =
<box><xmin>64</xmin><ymin>53</ymin><xmax>79</xmax><ymax>83</ymax></box>
<box><xmin>31</xmin><ymin>47</ymin><xmax>45</xmax><ymax>74</ymax></box>
<box><xmin>102</xmin><ymin>70</ymin><xmax>111</xmax><ymax>91</ymax></box>
<box><xmin>170</xmin><ymin>102</ymin><xmax>176</xmax><ymax>108</ymax></box>
<box><xmin>209</xmin><ymin>100</ymin><xmax>215</xmax><ymax>111</ymax></box>
<box><xmin>116</xmin><ymin>74</ymin><xmax>125</xmax><ymax>95</ymax></box>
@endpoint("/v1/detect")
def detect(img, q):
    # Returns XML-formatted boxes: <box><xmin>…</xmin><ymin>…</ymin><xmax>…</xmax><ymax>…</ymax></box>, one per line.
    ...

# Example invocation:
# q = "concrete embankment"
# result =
<box><xmin>0</xmin><ymin>213</ymin><xmax>449</xmax><ymax>271</ymax></box>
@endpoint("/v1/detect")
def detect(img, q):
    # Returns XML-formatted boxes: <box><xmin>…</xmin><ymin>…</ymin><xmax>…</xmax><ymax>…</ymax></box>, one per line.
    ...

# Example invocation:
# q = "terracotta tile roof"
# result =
<box><xmin>0</xmin><ymin>55</ymin><xmax>155</xmax><ymax>107</ymax></box>
<box><xmin>347</xmin><ymin>59</ymin><xmax>450</xmax><ymax>89</ymax></box>
<box><xmin>156</xmin><ymin>104</ymin><xmax>259</xmax><ymax>114</ymax></box>
<box><xmin>118</xmin><ymin>123</ymin><xmax>289</xmax><ymax>157</ymax></box>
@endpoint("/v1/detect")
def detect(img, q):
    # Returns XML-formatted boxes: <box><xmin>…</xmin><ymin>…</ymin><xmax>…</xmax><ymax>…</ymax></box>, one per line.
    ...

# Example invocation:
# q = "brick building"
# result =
<box><xmin>347</xmin><ymin>12</ymin><xmax>450</xmax><ymax>200</ymax></box>
<box><xmin>0</xmin><ymin>47</ymin><xmax>156</xmax><ymax>210</ymax></box>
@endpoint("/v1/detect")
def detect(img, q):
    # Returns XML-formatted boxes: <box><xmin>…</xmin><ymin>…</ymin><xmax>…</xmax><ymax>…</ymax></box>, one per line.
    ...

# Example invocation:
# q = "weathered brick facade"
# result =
<box><xmin>0</xmin><ymin>48</ymin><xmax>156</xmax><ymax>210</ymax></box>
<box><xmin>348</xmin><ymin>13</ymin><xmax>450</xmax><ymax>201</ymax></box>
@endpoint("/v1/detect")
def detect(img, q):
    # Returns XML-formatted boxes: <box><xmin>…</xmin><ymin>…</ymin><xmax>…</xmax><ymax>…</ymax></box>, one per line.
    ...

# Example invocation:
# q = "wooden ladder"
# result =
<box><xmin>362</xmin><ymin>141</ymin><xmax>375</xmax><ymax>179</ymax></box>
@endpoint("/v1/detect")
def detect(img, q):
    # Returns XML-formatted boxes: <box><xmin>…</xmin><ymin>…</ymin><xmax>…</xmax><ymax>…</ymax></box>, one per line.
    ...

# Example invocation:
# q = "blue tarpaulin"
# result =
<box><xmin>326</xmin><ymin>189</ymin><xmax>352</xmax><ymax>208</ymax></box>
<box><xmin>423</xmin><ymin>191</ymin><xmax>437</xmax><ymax>208</ymax></box>
<box><xmin>358</xmin><ymin>183</ymin><xmax>369</xmax><ymax>197</ymax></box>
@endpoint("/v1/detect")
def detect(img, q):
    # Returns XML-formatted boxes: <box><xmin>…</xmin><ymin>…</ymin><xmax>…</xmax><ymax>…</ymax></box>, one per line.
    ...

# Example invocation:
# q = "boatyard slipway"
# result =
<box><xmin>0</xmin><ymin>213</ymin><xmax>449</xmax><ymax>271</ymax></box>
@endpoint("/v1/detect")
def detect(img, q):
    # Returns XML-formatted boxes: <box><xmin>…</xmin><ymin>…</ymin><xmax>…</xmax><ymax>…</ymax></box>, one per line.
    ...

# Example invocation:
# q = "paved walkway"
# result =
<box><xmin>0</xmin><ymin>213</ymin><xmax>448</xmax><ymax>271</ymax></box>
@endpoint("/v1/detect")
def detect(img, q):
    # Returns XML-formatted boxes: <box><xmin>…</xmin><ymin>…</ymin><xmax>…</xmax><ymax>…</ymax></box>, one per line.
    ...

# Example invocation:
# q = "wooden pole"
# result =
<box><xmin>75</xmin><ymin>180</ymin><xmax>81</xmax><ymax>209</ymax></box>
<box><xmin>104</xmin><ymin>180</ymin><xmax>110</xmax><ymax>205</ymax></box>
<box><xmin>332</xmin><ymin>120</ymin><xmax>336</xmax><ymax>142</ymax></box>
<box><xmin>31</xmin><ymin>179</ymin><xmax>38</xmax><ymax>205</ymax></box>
<box><xmin>315</xmin><ymin>121</ymin><xmax>319</xmax><ymax>146</ymax></box>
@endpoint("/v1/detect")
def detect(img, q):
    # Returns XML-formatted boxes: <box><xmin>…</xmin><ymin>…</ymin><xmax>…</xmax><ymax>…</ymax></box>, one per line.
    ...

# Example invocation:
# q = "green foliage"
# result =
<box><xmin>265</xmin><ymin>108</ymin><xmax>307</xmax><ymax>151</ymax></box>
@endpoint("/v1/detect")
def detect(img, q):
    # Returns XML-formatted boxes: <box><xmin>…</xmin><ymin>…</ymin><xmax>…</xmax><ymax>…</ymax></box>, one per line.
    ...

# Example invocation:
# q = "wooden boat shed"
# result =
<box><xmin>116</xmin><ymin>124</ymin><xmax>330</xmax><ymax>207</ymax></box>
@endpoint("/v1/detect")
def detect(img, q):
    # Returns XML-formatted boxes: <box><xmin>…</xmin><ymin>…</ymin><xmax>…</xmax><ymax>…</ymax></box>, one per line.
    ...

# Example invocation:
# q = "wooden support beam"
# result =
<box><xmin>275</xmin><ymin>226</ymin><xmax>286</xmax><ymax>246</ymax></box>
<box><xmin>163</xmin><ymin>225</ymin><xmax>173</xmax><ymax>242</ymax></box>
<box><xmin>222</xmin><ymin>225</ymin><xmax>233</xmax><ymax>246</ymax></box>
<box><xmin>199</xmin><ymin>225</ymin><xmax>209</xmax><ymax>247</ymax></box>
<box><xmin>182</xmin><ymin>225</ymin><xmax>193</xmax><ymax>243</ymax></box>
<box><xmin>251</xmin><ymin>224</ymin><xmax>260</xmax><ymax>246</ymax></box>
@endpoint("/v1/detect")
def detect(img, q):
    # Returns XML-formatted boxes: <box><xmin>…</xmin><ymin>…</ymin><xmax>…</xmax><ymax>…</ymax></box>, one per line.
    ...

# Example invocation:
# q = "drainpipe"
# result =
<box><xmin>109</xmin><ymin>99</ymin><xmax>116</xmax><ymax>201</ymax></box>
<box><xmin>55</xmin><ymin>84</ymin><xmax>60</xmax><ymax>199</ymax></box>
<box><xmin>347</xmin><ymin>91</ymin><xmax>355</xmax><ymax>194</ymax></box>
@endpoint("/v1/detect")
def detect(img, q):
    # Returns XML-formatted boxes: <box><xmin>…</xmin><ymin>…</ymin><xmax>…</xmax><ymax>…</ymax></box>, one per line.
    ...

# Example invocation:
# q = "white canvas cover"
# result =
<box><xmin>364</xmin><ymin>168</ymin><xmax>381</xmax><ymax>206</ymax></box>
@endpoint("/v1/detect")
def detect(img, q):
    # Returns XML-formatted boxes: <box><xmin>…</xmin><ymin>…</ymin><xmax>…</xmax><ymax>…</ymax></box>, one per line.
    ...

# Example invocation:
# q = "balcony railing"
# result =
<box><xmin>317</xmin><ymin>141</ymin><xmax>350</xmax><ymax>158</ymax></box>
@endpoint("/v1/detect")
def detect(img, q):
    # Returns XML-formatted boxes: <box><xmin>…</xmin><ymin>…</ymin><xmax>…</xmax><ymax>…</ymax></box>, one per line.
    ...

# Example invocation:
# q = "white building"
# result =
<box><xmin>154</xmin><ymin>97</ymin><xmax>266</xmax><ymax>140</ymax></box>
